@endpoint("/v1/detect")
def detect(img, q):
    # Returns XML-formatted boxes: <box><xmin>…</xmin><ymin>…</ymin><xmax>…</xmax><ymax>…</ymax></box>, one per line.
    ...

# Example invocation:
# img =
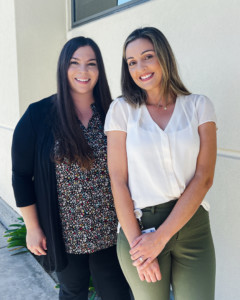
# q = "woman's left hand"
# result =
<box><xmin>130</xmin><ymin>231</ymin><xmax>166</xmax><ymax>270</ymax></box>
<box><xmin>136</xmin><ymin>257</ymin><xmax>161</xmax><ymax>282</ymax></box>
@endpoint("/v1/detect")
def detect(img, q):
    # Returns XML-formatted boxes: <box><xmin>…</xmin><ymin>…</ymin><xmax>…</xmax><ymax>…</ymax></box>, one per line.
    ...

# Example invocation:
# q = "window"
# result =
<box><xmin>72</xmin><ymin>0</ymin><xmax>150</xmax><ymax>28</ymax></box>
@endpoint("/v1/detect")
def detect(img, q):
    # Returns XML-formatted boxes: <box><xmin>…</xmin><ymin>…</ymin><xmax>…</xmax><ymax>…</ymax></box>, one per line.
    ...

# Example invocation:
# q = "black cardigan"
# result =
<box><xmin>12</xmin><ymin>94</ymin><xmax>67</xmax><ymax>272</ymax></box>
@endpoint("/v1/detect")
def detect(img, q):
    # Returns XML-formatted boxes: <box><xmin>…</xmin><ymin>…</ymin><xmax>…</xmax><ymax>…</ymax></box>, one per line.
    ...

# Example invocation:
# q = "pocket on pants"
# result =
<box><xmin>178</xmin><ymin>206</ymin><xmax>211</xmax><ymax>240</ymax></box>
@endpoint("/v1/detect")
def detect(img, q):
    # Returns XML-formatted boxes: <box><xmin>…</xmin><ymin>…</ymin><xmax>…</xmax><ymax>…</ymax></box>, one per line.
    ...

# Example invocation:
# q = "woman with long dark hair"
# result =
<box><xmin>105</xmin><ymin>27</ymin><xmax>216</xmax><ymax>300</ymax></box>
<box><xmin>12</xmin><ymin>36</ymin><xmax>131</xmax><ymax>300</ymax></box>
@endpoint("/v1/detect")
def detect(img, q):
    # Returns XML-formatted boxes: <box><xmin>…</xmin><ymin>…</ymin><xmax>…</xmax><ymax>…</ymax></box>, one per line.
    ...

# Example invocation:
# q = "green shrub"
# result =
<box><xmin>4</xmin><ymin>217</ymin><xmax>97</xmax><ymax>298</ymax></box>
<box><xmin>89</xmin><ymin>277</ymin><xmax>97</xmax><ymax>300</ymax></box>
<box><xmin>3</xmin><ymin>217</ymin><xmax>28</xmax><ymax>255</ymax></box>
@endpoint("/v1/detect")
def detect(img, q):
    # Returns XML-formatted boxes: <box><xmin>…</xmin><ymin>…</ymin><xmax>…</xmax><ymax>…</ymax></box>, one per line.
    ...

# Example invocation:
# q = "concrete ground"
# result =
<box><xmin>0</xmin><ymin>222</ymin><xmax>59</xmax><ymax>300</ymax></box>
<box><xmin>0</xmin><ymin>197</ymin><xmax>102</xmax><ymax>300</ymax></box>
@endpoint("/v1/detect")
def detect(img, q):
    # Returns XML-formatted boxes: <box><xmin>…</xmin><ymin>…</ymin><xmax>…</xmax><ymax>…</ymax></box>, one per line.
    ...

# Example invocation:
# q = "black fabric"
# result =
<box><xmin>12</xmin><ymin>94</ymin><xmax>67</xmax><ymax>271</ymax></box>
<box><xmin>56</xmin><ymin>246</ymin><xmax>132</xmax><ymax>300</ymax></box>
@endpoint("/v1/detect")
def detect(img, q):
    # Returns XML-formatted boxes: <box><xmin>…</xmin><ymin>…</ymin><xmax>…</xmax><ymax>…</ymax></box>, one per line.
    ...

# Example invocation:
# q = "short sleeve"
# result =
<box><xmin>196</xmin><ymin>95</ymin><xmax>217</xmax><ymax>126</ymax></box>
<box><xmin>104</xmin><ymin>97</ymin><xmax>129</xmax><ymax>133</ymax></box>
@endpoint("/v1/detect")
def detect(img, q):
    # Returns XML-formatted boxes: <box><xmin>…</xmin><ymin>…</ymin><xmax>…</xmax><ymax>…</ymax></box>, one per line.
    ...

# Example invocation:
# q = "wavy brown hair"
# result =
<box><xmin>54</xmin><ymin>36</ymin><xmax>112</xmax><ymax>169</ymax></box>
<box><xmin>121</xmin><ymin>27</ymin><xmax>190</xmax><ymax>105</ymax></box>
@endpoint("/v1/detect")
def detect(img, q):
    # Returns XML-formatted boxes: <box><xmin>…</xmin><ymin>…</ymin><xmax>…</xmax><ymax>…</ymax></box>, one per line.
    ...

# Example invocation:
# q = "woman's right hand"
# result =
<box><xmin>136</xmin><ymin>258</ymin><xmax>161</xmax><ymax>283</ymax></box>
<box><xmin>26</xmin><ymin>227</ymin><xmax>47</xmax><ymax>256</ymax></box>
<box><xmin>19</xmin><ymin>204</ymin><xmax>47</xmax><ymax>256</ymax></box>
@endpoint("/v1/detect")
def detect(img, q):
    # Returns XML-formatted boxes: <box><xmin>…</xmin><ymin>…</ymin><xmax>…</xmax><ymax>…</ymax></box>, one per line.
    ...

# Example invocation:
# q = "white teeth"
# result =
<box><xmin>140</xmin><ymin>73</ymin><xmax>152</xmax><ymax>80</ymax></box>
<box><xmin>76</xmin><ymin>78</ymin><xmax>89</xmax><ymax>82</ymax></box>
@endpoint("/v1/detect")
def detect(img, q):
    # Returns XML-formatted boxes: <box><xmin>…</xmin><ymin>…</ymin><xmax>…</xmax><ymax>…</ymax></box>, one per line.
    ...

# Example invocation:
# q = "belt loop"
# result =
<box><xmin>151</xmin><ymin>206</ymin><xmax>155</xmax><ymax>214</ymax></box>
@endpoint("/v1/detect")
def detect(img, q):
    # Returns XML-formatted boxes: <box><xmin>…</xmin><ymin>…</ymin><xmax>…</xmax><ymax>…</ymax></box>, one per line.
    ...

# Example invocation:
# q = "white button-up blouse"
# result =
<box><xmin>104</xmin><ymin>94</ymin><xmax>217</xmax><ymax>211</ymax></box>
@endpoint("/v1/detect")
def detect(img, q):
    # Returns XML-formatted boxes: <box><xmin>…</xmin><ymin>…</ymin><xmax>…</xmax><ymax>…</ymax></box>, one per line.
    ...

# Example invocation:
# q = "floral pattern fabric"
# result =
<box><xmin>55</xmin><ymin>104</ymin><xmax>117</xmax><ymax>254</ymax></box>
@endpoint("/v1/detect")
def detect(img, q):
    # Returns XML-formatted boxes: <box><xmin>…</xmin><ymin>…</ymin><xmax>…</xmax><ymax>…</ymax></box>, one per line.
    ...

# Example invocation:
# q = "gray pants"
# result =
<box><xmin>117</xmin><ymin>200</ymin><xmax>216</xmax><ymax>300</ymax></box>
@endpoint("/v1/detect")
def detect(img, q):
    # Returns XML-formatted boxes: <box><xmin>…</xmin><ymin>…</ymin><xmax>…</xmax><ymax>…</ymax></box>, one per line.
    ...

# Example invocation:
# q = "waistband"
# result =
<box><xmin>141</xmin><ymin>200</ymin><xmax>178</xmax><ymax>214</ymax></box>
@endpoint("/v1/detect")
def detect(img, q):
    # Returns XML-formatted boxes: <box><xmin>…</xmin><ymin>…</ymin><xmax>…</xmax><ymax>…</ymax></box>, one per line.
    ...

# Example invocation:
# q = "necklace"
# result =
<box><xmin>147</xmin><ymin>103</ymin><xmax>169</xmax><ymax>111</ymax></box>
<box><xmin>154</xmin><ymin>102</ymin><xmax>169</xmax><ymax>110</ymax></box>
<box><xmin>158</xmin><ymin>104</ymin><xmax>168</xmax><ymax>110</ymax></box>
<box><xmin>147</xmin><ymin>95</ymin><xmax>174</xmax><ymax>111</ymax></box>
<box><xmin>157</xmin><ymin>99</ymin><xmax>171</xmax><ymax>110</ymax></box>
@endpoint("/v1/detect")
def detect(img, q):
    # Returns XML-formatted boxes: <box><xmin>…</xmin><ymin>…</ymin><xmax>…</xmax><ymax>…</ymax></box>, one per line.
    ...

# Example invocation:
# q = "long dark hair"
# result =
<box><xmin>54</xmin><ymin>36</ymin><xmax>112</xmax><ymax>169</ymax></box>
<box><xmin>121</xmin><ymin>27</ymin><xmax>190</xmax><ymax>105</ymax></box>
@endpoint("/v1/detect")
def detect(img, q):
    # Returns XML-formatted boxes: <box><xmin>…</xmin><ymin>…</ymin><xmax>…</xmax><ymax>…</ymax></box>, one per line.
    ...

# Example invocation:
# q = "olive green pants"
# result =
<box><xmin>117</xmin><ymin>201</ymin><xmax>216</xmax><ymax>300</ymax></box>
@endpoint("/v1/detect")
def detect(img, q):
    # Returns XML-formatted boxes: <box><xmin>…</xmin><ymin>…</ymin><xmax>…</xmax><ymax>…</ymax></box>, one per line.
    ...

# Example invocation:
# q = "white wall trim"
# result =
<box><xmin>217</xmin><ymin>148</ymin><xmax>240</xmax><ymax>160</ymax></box>
<box><xmin>0</xmin><ymin>125</ymin><xmax>14</xmax><ymax>132</ymax></box>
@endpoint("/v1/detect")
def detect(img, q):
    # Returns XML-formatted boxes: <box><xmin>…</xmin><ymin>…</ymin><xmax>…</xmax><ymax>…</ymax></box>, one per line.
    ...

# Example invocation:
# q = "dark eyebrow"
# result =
<box><xmin>142</xmin><ymin>49</ymin><xmax>155</xmax><ymax>55</ymax></box>
<box><xmin>126</xmin><ymin>49</ymin><xmax>155</xmax><ymax>61</ymax></box>
<box><xmin>71</xmin><ymin>57</ymin><xmax>97</xmax><ymax>62</ymax></box>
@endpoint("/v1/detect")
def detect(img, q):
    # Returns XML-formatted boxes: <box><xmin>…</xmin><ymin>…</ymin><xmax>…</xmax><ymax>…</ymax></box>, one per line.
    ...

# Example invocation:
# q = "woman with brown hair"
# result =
<box><xmin>105</xmin><ymin>27</ymin><xmax>216</xmax><ymax>300</ymax></box>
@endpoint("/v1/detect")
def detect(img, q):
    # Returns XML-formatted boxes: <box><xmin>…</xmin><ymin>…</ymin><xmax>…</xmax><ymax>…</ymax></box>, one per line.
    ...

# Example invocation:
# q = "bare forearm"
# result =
<box><xmin>111</xmin><ymin>181</ymin><xmax>141</xmax><ymax>244</ymax></box>
<box><xmin>156</xmin><ymin>174</ymin><xmax>213</xmax><ymax>244</ymax></box>
<box><xmin>19</xmin><ymin>204</ymin><xmax>41</xmax><ymax>230</ymax></box>
<box><xmin>107</xmin><ymin>131</ymin><xmax>140</xmax><ymax>243</ymax></box>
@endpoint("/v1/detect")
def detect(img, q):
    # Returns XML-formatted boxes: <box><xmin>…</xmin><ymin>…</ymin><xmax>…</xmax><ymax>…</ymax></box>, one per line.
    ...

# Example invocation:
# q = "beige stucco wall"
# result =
<box><xmin>207</xmin><ymin>156</ymin><xmax>240</xmax><ymax>299</ymax></box>
<box><xmin>68</xmin><ymin>0</ymin><xmax>240</xmax><ymax>299</ymax></box>
<box><xmin>14</xmin><ymin>0</ymin><xmax>67</xmax><ymax>115</ymax></box>
<box><xmin>0</xmin><ymin>0</ymin><xmax>19</xmax><ymax>208</ymax></box>
<box><xmin>0</xmin><ymin>0</ymin><xmax>67</xmax><ymax>209</ymax></box>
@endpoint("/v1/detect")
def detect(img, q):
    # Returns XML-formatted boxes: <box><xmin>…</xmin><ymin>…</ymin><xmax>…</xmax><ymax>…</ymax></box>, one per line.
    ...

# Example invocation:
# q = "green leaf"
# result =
<box><xmin>2</xmin><ymin>219</ymin><xmax>27</xmax><ymax>255</ymax></box>
<box><xmin>3</xmin><ymin>234</ymin><xmax>12</xmax><ymax>238</ymax></box>
<box><xmin>89</xmin><ymin>276</ymin><xmax>94</xmax><ymax>288</ymax></box>
<box><xmin>89</xmin><ymin>291</ymin><xmax>96</xmax><ymax>300</ymax></box>
<box><xmin>4</xmin><ymin>229</ymin><xmax>19</xmax><ymax>233</ymax></box>
<box><xmin>9</xmin><ymin>224</ymin><xmax>23</xmax><ymax>227</ymax></box>
<box><xmin>9</xmin><ymin>246</ymin><xmax>25</xmax><ymax>251</ymax></box>
<box><xmin>7</xmin><ymin>237</ymin><xmax>25</xmax><ymax>242</ymax></box>
<box><xmin>11</xmin><ymin>250</ymin><xmax>29</xmax><ymax>256</ymax></box>
<box><xmin>7</xmin><ymin>241</ymin><xmax>26</xmax><ymax>248</ymax></box>
<box><xmin>9</xmin><ymin>232</ymin><xmax>26</xmax><ymax>237</ymax></box>
<box><xmin>5</xmin><ymin>233</ymin><xmax>23</xmax><ymax>237</ymax></box>
<box><xmin>8</xmin><ymin>241</ymin><xmax>26</xmax><ymax>247</ymax></box>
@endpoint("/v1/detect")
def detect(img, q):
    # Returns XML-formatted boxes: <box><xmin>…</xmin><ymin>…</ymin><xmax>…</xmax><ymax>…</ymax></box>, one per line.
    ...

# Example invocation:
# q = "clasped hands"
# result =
<box><xmin>129</xmin><ymin>231</ymin><xmax>165</xmax><ymax>283</ymax></box>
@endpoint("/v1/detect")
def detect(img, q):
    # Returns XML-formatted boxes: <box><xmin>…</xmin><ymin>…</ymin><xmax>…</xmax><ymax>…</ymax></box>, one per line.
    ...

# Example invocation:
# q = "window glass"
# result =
<box><xmin>118</xmin><ymin>0</ymin><xmax>131</xmax><ymax>4</ymax></box>
<box><xmin>72</xmin><ymin>0</ymin><xmax>149</xmax><ymax>27</ymax></box>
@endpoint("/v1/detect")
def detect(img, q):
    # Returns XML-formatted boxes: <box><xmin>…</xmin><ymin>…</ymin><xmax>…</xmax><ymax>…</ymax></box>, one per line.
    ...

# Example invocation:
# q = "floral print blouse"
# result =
<box><xmin>55</xmin><ymin>104</ymin><xmax>118</xmax><ymax>254</ymax></box>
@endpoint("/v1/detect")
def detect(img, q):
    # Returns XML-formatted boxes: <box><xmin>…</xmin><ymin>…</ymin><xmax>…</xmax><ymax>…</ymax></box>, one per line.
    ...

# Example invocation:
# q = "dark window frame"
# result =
<box><xmin>71</xmin><ymin>0</ymin><xmax>150</xmax><ymax>28</ymax></box>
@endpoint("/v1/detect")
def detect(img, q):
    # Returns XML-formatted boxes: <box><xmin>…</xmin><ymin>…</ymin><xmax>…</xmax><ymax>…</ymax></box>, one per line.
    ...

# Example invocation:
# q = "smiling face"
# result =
<box><xmin>125</xmin><ymin>38</ymin><xmax>163</xmax><ymax>97</ymax></box>
<box><xmin>67</xmin><ymin>46</ymin><xmax>99</xmax><ymax>98</ymax></box>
